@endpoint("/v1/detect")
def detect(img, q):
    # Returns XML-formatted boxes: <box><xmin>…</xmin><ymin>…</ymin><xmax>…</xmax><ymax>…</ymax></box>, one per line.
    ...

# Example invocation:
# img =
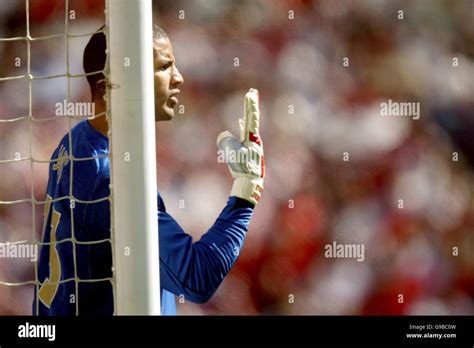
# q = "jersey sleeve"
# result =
<box><xmin>158</xmin><ymin>196</ymin><xmax>254</xmax><ymax>303</ymax></box>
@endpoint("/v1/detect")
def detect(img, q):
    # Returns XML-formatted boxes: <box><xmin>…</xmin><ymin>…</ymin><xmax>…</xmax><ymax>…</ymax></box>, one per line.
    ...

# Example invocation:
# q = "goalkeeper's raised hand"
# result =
<box><xmin>217</xmin><ymin>88</ymin><xmax>265</xmax><ymax>206</ymax></box>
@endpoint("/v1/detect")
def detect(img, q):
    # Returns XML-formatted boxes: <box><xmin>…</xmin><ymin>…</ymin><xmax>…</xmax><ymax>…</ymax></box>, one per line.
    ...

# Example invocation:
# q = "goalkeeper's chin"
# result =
<box><xmin>155</xmin><ymin>103</ymin><xmax>176</xmax><ymax>122</ymax></box>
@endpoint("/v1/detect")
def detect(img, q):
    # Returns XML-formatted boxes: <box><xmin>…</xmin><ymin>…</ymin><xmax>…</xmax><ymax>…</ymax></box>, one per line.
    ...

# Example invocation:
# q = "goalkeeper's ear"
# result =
<box><xmin>95</xmin><ymin>78</ymin><xmax>115</xmax><ymax>97</ymax></box>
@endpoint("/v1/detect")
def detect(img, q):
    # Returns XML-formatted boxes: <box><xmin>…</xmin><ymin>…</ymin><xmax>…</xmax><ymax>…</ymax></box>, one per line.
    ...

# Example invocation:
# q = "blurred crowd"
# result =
<box><xmin>0</xmin><ymin>0</ymin><xmax>473</xmax><ymax>315</ymax></box>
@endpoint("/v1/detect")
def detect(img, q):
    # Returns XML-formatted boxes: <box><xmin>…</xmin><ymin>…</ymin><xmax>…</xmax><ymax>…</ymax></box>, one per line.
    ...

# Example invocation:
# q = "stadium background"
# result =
<box><xmin>0</xmin><ymin>0</ymin><xmax>473</xmax><ymax>315</ymax></box>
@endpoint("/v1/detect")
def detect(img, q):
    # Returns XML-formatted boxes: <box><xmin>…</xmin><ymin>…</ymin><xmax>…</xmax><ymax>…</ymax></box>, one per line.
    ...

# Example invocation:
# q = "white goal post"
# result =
<box><xmin>106</xmin><ymin>0</ymin><xmax>160</xmax><ymax>315</ymax></box>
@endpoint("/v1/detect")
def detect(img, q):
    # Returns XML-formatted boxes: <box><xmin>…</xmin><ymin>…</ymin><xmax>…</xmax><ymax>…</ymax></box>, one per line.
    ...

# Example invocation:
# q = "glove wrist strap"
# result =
<box><xmin>231</xmin><ymin>177</ymin><xmax>263</xmax><ymax>205</ymax></box>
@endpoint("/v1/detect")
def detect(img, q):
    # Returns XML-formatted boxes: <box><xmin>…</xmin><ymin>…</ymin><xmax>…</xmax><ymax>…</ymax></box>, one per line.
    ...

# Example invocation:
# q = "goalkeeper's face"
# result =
<box><xmin>153</xmin><ymin>37</ymin><xmax>184</xmax><ymax>121</ymax></box>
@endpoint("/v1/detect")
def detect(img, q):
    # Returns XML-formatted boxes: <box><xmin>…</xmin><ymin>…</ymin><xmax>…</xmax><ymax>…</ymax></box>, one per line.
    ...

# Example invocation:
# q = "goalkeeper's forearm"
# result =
<box><xmin>159</xmin><ymin>196</ymin><xmax>254</xmax><ymax>304</ymax></box>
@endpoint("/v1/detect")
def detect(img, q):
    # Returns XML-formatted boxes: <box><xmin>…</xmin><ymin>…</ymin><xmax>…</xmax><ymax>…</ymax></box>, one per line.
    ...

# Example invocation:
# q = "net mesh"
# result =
<box><xmin>0</xmin><ymin>0</ymin><xmax>113</xmax><ymax>315</ymax></box>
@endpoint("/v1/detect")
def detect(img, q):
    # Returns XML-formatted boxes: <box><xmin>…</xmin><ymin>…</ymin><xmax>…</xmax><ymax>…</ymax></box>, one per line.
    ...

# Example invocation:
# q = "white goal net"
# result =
<box><xmin>0</xmin><ymin>0</ymin><xmax>159</xmax><ymax>315</ymax></box>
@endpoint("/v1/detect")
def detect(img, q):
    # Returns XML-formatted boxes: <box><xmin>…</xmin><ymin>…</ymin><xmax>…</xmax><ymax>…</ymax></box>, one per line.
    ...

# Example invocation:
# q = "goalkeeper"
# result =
<box><xmin>34</xmin><ymin>26</ymin><xmax>265</xmax><ymax>315</ymax></box>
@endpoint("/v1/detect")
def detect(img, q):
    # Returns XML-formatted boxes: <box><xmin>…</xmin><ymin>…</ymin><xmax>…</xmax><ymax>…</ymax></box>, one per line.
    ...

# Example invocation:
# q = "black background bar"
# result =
<box><xmin>0</xmin><ymin>315</ymin><xmax>472</xmax><ymax>346</ymax></box>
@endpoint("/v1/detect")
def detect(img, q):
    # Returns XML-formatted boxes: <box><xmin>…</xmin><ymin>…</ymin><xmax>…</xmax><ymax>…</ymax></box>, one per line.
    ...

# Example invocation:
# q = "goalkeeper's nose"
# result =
<box><xmin>171</xmin><ymin>66</ymin><xmax>184</xmax><ymax>86</ymax></box>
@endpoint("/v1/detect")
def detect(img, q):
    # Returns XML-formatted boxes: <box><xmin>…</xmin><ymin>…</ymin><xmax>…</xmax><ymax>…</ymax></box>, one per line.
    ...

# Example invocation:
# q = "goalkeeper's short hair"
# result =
<box><xmin>83</xmin><ymin>25</ymin><xmax>168</xmax><ymax>97</ymax></box>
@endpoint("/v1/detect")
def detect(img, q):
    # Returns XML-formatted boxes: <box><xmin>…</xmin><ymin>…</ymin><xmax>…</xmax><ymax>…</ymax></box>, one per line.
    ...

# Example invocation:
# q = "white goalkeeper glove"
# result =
<box><xmin>217</xmin><ymin>88</ymin><xmax>265</xmax><ymax>206</ymax></box>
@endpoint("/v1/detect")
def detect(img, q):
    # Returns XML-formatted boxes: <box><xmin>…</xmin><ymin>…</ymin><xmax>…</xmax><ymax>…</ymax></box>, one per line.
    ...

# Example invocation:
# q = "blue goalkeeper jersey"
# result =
<box><xmin>34</xmin><ymin>119</ymin><xmax>254</xmax><ymax>315</ymax></box>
